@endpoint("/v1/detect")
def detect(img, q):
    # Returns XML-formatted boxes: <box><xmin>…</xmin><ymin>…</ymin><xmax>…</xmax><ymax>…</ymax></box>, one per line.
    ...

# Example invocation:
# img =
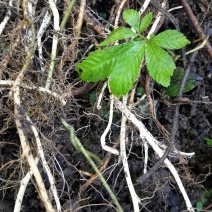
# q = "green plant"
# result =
<box><xmin>196</xmin><ymin>189</ymin><xmax>212</xmax><ymax>211</ymax></box>
<box><xmin>204</xmin><ymin>138</ymin><xmax>212</xmax><ymax>146</ymax></box>
<box><xmin>61</xmin><ymin>118</ymin><xmax>123</xmax><ymax>212</ymax></box>
<box><xmin>164</xmin><ymin>67</ymin><xmax>202</xmax><ymax>96</ymax></box>
<box><xmin>76</xmin><ymin>9</ymin><xmax>190</xmax><ymax>96</ymax></box>
<box><xmin>89</xmin><ymin>91</ymin><xmax>109</xmax><ymax>118</ymax></box>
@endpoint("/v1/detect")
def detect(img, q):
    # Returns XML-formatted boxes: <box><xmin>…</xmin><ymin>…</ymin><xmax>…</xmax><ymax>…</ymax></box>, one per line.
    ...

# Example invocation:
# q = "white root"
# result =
<box><xmin>155</xmin><ymin>140</ymin><xmax>195</xmax><ymax>158</ymax></box>
<box><xmin>139</xmin><ymin>0</ymin><xmax>152</xmax><ymax>15</ymax></box>
<box><xmin>114</xmin><ymin>98</ymin><xmax>194</xmax><ymax>212</ymax></box>
<box><xmin>97</xmin><ymin>81</ymin><xmax>107</xmax><ymax>110</ymax></box>
<box><xmin>45</xmin><ymin>0</ymin><xmax>60</xmax><ymax>89</ymax></box>
<box><xmin>26</xmin><ymin>116</ymin><xmax>62</xmax><ymax>212</ymax></box>
<box><xmin>100</xmin><ymin>95</ymin><xmax>119</xmax><ymax>155</ymax></box>
<box><xmin>120</xmin><ymin>96</ymin><xmax>140</xmax><ymax>212</ymax></box>
<box><xmin>24</xmin><ymin>0</ymin><xmax>38</xmax><ymax>52</ymax></box>
<box><xmin>143</xmin><ymin>140</ymin><xmax>148</xmax><ymax>174</ymax></box>
<box><xmin>0</xmin><ymin>0</ymin><xmax>13</xmax><ymax>35</ymax></box>
<box><xmin>27</xmin><ymin>0</ymin><xmax>37</xmax><ymax>17</ymax></box>
<box><xmin>14</xmin><ymin>157</ymin><xmax>40</xmax><ymax>212</ymax></box>
<box><xmin>37</xmin><ymin>10</ymin><xmax>52</xmax><ymax>72</ymax></box>
<box><xmin>168</xmin><ymin>6</ymin><xmax>183</xmax><ymax>12</ymax></box>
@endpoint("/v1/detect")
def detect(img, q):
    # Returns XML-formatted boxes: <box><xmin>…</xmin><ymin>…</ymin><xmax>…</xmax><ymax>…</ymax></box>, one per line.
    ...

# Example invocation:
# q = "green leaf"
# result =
<box><xmin>204</xmin><ymin>138</ymin><xmax>212</xmax><ymax>146</ymax></box>
<box><xmin>76</xmin><ymin>50</ymin><xmax>113</xmax><ymax>82</ymax></box>
<box><xmin>108</xmin><ymin>41</ymin><xmax>145</xmax><ymax>96</ymax></box>
<box><xmin>137</xmin><ymin>86</ymin><xmax>145</xmax><ymax>96</ymax></box>
<box><xmin>77</xmin><ymin>41</ymin><xmax>145</xmax><ymax>96</ymax></box>
<box><xmin>99</xmin><ymin>27</ymin><xmax>137</xmax><ymax>46</ymax></box>
<box><xmin>145</xmin><ymin>43</ymin><xmax>176</xmax><ymax>87</ymax></box>
<box><xmin>196</xmin><ymin>189</ymin><xmax>212</xmax><ymax>212</ymax></box>
<box><xmin>76</xmin><ymin>44</ymin><xmax>128</xmax><ymax>82</ymax></box>
<box><xmin>89</xmin><ymin>91</ymin><xmax>97</xmax><ymax>107</ymax></box>
<box><xmin>196</xmin><ymin>202</ymin><xmax>203</xmax><ymax>212</ymax></box>
<box><xmin>139</xmin><ymin>12</ymin><xmax>152</xmax><ymax>33</ymax></box>
<box><xmin>123</xmin><ymin>9</ymin><xmax>140</xmax><ymax>32</ymax></box>
<box><xmin>164</xmin><ymin>67</ymin><xmax>202</xmax><ymax>96</ymax></box>
<box><xmin>151</xmin><ymin>30</ymin><xmax>190</xmax><ymax>49</ymax></box>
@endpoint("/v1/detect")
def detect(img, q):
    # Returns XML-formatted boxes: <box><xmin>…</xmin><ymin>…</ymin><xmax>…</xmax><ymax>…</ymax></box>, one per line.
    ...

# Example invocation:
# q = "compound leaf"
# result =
<box><xmin>123</xmin><ymin>9</ymin><xmax>140</xmax><ymax>32</ymax></box>
<box><xmin>99</xmin><ymin>27</ymin><xmax>137</xmax><ymax>46</ymax></box>
<box><xmin>145</xmin><ymin>43</ymin><xmax>176</xmax><ymax>87</ymax></box>
<box><xmin>152</xmin><ymin>30</ymin><xmax>190</xmax><ymax>49</ymax></box>
<box><xmin>139</xmin><ymin>12</ymin><xmax>152</xmax><ymax>33</ymax></box>
<box><xmin>77</xmin><ymin>41</ymin><xmax>145</xmax><ymax>96</ymax></box>
<box><xmin>108</xmin><ymin>41</ymin><xmax>145</xmax><ymax>96</ymax></box>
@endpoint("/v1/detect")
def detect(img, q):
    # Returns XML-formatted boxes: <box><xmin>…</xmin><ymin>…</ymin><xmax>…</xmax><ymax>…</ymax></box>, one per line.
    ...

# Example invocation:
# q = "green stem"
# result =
<box><xmin>61</xmin><ymin>118</ymin><xmax>103</xmax><ymax>165</ymax></box>
<box><xmin>61</xmin><ymin>118</ymin><xmax>123</xmax><ymax>212</ymax></box>
<box><xmin>60</xmin><ymin>0</ymin><xmax>77</xmax><ymax>29</ymax></box>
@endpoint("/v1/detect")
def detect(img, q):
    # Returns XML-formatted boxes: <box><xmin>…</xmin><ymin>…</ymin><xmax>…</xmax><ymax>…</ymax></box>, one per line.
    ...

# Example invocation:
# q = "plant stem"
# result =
<box><xmin>61</xmin><ymin>118</ymin><xmax>123</xmax><ymax>212</ymax></box>
<box><xmin>60</xmin><ymin>0</ymin><xmax>77</xmax><ymax>29</ymax></box>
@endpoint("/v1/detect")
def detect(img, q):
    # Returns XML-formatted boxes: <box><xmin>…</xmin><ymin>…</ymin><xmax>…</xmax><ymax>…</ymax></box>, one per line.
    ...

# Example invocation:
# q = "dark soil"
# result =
<box><xmin>0</xmin><ymin>0</ymin><xmax>212</xmax><ymax>212</ymax></box>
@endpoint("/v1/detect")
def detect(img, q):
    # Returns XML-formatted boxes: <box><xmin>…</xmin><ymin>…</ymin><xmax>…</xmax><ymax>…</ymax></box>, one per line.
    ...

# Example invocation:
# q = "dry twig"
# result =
<box><xmin>180</xmin><ymin>0</ymin><xmax>212</xmax><ymax>59</ymax></box>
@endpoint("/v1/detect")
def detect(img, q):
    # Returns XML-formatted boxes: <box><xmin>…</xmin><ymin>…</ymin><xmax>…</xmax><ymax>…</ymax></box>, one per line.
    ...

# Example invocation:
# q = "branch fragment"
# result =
<box><xmin>180</xmin><ymin>0</ymin><xmax>212</xmax><ymax>59</ymax></box>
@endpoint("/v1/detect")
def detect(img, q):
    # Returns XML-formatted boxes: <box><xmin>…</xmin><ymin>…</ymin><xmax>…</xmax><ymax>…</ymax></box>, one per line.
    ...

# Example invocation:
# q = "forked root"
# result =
<box><xmin>114</xmin><ymin>97</ymin><xmax>194</xmax><ymax>212</ymax></box>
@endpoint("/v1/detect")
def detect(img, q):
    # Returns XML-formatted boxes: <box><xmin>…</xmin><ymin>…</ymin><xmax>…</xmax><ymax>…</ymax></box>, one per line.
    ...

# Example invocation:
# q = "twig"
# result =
<box><xmin>60</xmin><ymin>0</ymin><xmax>86</xmax><ymax>70</ymax></box>
<box><xmin>114</xmin><ymin>0</ymin><xmax>128</xmax><ymax>28</ymax></box>
<box><xmin>45</xmin><ymin>0</ymin><xmax>60</xmax><ymax>89</ymax></box>
<box><xmin>147</xmin><ymin>0</ymin><xmax>168</xmax><ymax>37</ymax></box>
<box><xmin>180</xmin><ymin>0</ymin><xmax>212</xmax><ymax>59</ymax></box>
<box><xmin>27</xmin><ymin>116</ymin><xmax>62</xmax><ymax>212</ymax></box>
<box><xmin>185</xmin><ymin>36</ymin><xmax>208</xmax><ymax>55</ymax></box>
<box><xmin>61</xmin><ymin>118</ymin><xmax>123</xmax><ymax>212</ymax></box>
<box><xmin>204</xmin><ymin>203</ymin><xmax>212</xmax><ymax>211</ymax></box>
<box><xmin>68</xmin><ymin>0</ymin><xmax>86</xmax><ymax>54</ymax></box>
<box><xmin>79</xmin><ymin>6</ymin><xmax>107</xmax><ymax>38</ymax></box>
<box><xmin>151</xmin><ymin>0</ymin><xmax>179</xmax><ymax>31</ymax></box>
<box><xmin>100</xmin><ymin>95</ymin><xmax>119</xmax><ymax>155</ymax></box>
<box><xmin>174</xmin><ymin>36</ymin><xmax>208</xmax><ymax>61</ymax></box>
<box><xmin>114</xmin><ymin>98</ymin><xmax>194</xmax><ymax>212</ymax></box>
<box><xmin>120</xmin><ymin>96</ymin><xmax>140</xmax><ymax>212</ymax></box>
<box><xmin>14</xmin><ymin>157</ymin><xmax>40</xmax><ymax>212</ymax></box>
<box><xmin>139</xmin><ymin>0</ymin><xmax>151</xmax><ymax>15</ymax></box>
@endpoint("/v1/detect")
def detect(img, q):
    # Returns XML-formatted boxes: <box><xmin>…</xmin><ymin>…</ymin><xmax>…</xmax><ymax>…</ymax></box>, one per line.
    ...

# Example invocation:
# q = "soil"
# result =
<box><xmin>0</xmin><ymin>0</ymin><xmax>212</xmax><ymax>212</ymax></box>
